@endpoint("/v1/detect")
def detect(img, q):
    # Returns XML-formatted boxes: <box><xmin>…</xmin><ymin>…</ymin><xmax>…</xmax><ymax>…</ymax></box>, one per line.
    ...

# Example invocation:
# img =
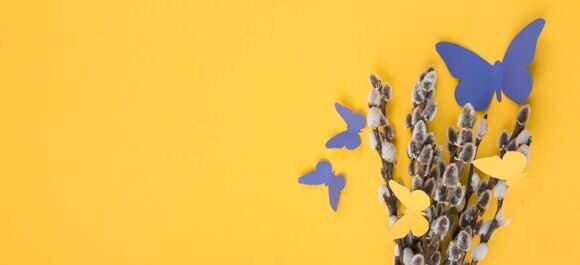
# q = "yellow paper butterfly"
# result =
<box><xmin>387</xmin><ymin>180</ymin><xmax>430</xmax><ymax>239</ymax></box>
<box><xmin>473</xmin><ymin>151</ymin><xmax>539</xmax><ymax>216</ymax></box>
<box><xmin>472</xmin><ymin>151</ymin><xmax>528</xmax><ymax>181</ymax></box>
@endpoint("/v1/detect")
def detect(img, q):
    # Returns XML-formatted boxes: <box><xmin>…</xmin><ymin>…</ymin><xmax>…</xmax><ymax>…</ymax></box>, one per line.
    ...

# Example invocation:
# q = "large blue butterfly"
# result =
<box><xmin>298</xmin><ymin>160</ymin><xmax>345</xmax><ymax>212</ymax></box>
<box><xmin>436</xmin><ymin>18</ymin><xmax>545</xmax><ymax>111</ymax></box>
<box><xmin>325</xmin><ymin>103</ymin><xmax>366</xmax><ymax>150</ymax></box>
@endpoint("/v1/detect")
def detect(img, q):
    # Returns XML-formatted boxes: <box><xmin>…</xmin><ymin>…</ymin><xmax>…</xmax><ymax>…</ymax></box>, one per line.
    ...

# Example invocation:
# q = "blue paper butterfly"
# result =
<box><xmin>298</xmin><ymin>160</ymin><xmax>345</xmax><ymax>212</ymax></box>
<box><xmin>325</xmin><ymin>103</ymin><xmax>366</xmax><ymax>150</ymax></box>
<box><xmin>436</xmin><ymin>18</ymin><xmax>545</xmax><ymax>111</ymax></box>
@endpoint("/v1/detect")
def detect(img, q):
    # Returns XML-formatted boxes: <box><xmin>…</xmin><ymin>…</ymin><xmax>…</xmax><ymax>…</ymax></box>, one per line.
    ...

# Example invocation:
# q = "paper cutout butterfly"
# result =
<box><xmin>473</xmin><ymin>151</ymin><xmax>528</xmax><ymax>181</ymax></box>
<box><xmin>436</xmin><ymin>18</ymin><xmax>545</xmax><ymax>111</ymax></box>
<box><xmin>473</xmin><ymin>151</ymin><xmax>539</xmax><ymax>216</ymax></box>
<box><xmin>387</xmin><ymin>180</ymin><xmax>430</xmax><ymax>239</ymax></box>
<box><xmin>298</xmin><ymin>160</ymin><xmax>346</xmax><ymax>212</ymax></box>
<box><xmin>325</xmin><ymin>103</ymin><xmax>366</xmax><ymax>150</ymax></box>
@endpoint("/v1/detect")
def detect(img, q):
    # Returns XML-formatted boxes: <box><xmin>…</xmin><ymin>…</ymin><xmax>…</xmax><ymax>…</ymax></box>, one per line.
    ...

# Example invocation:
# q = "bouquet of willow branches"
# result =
<box><xmin>367</xmin><ymin>67</ymin><xmax>532</xmax><ymax>265</ymax></box>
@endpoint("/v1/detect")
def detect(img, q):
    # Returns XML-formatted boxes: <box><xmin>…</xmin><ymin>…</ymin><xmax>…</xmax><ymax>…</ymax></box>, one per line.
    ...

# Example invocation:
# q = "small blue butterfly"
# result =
<box><xmin>436</xmin><ymin>18</ymin><xmax>545</xmax><ymax>111</ymax></box>
<box><xmin>325</xmin><ymin>103</ymin><xmax>366</xmax><ymax>150</ymax></box>
<box><xmin>298</xmin><ymin>160</ymin><xmax>345</xmax><ymax>212</ymax></box>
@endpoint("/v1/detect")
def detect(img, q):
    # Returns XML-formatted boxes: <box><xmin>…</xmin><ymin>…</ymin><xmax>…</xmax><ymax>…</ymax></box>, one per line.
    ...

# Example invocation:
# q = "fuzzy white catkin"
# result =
<box><xmin>422</xmin><ymin>101</ymin><xmax>437</xmax><ymax>121</ymax></box>
<box><xmin>412</xmin><ymin>120</ymin><xmax>427</xmax><ymax>141</ymax></box>
<box><xmin>476</xmin><ymin>117</ymin><xmax>488</xmax><ymax>139</ymax></box>
<box><xmin>470</xmin><ymin>172</ymin><xmax>480</xmax><ymax>191</ymax></box>
<box><xmin>518</xmin><ymin>144</ymin><xmax>531</xmax><ymax>160</ymax></box>
<box><xmin>495</xmin><ymin>180</ymin><xmax>507</xmax><ymax>200</ymax></box>
<box><xmin>369</xmin><ymin>132</ymin><xmax>378</xmax><ymax>149</ymax></box>
<box><xmin>446</xmin><ymin>241</ymin><xmax>462</xmax><ymax>261</ymax></box>
<box><xmin>411</xmin><ymin>254</ymin><xmax>425</xmax><ymax>265</ymax></box>
<box><xmin>456</xmin><ymin>199</ymin><xmax>466</xmax><ymax>211</ymax></box>
<box><xmin>389</xmin><ymin>216</ymin><xmax>398</xmax><ymax>227</ymax></box>
<box><xmin>456</xmin><ymin>230</ymin><xmax>471</xmax><ymax>250</ymax></box>
<box><xmin>382</xmin><ymin>83</ymin><xmax>392</xmax><ymax>100</ymax></box>
<box><xmin>422</xmin><ymin>71</ymin><xmax>437</xmax><ymax>90</ymax></box>
<box><xmin>368</xmin><ymin>89</ymin><xmax>381</xmax><ymax>107</ymax></box>
<box><xmin>471</xmin><ymin>243</ymin><xmax>488</xmax><ymax>261</ymax></box>
<box><xmin>394</xmin><ymin>245</ymin><xmax>400</xmax><ymax>257</ymax></box>
<box><xmin>381</xmin><ymin>141</ymin><xmax>396</xmax><ymax>163</ymax></box>
<box><xmin>477</xmin><ymin>221</ymin><xmax>491</xmax><ymax>236</ymax></box>
<box><xmin>403</xmin><ymin>248</ymin><xmax>414</xmax><ymax>265</ymax></box>
<box><xmin>515</xmin><ymin>129</ymin><xmax>531</xmax><ymax>145</ymax></box>
<box><xmin>368</xmin><ymin>107</ymin><xmax>382</xmax><ymax>129</ymax></box>
<box><xmin>412</xmin><ymin>83</ymin><xmax>425</xmax><ymax>103</ymax></box>
<box><xmin>378</xmin><ymin>184</ymin><xmax>389</xmax><ymax>204</ymax></box>
<box><xmin>458</xmin><ymin>103</ymin><xmax>475</xmax><ymax>128</ymax></box>
<box><xmin>443</xmin><ymin>164</ymin><xmax>459</xmax><ymax>187</ymax></box>
<box><xmin>432</xmin><ymin>216</ymin><xmax>450</xmax><ymax>235</ymax></box>
<box><xmin>495</xmin><ymin>209</ymin><xmax>511</xmax><ymax>226</ymax></box>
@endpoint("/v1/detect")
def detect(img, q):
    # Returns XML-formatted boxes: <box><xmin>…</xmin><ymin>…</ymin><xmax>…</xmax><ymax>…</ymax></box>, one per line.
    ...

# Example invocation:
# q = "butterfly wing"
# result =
<box><xmin>408</xmin><ymin>212</ymin><xmax>430</xmax><ymax>237</ymax></box>
<box><xmin>334</xmin><ymin>103</ymin><xmax>366</xmax><ymax>132</ymax></box>
<box><xmin>388</xmin><ymin>180</ymin><xmax>411</xmax><ymax>203</ymax></box>
<box><xmin>298</xmin><ymin>160</ymin><xmax>332</xmax><ymax>185</ymax></box>
<box><xmin>501</xmin><ymin>19</ymin><xmax>545</xmax><ymax>104</ymax></box>
<box><xmin>325</xmin><ymin>131</ymin><xmax>362</xmax><ymax>150</ymax></box>
<box><xmin>473</xmin><ymin>151</ymin><xmax>528</xmax><ymax>181</ymax></box>
<box><xmin>436</xmin><ymin>42</ymin><xmax>499</xmax><ymax>111</ymax></box>
<box><xmin>387</xmin><ymin>212</ymin><xmax>429</xmax><ymax>239</ymax></box>
<box><xmin>298</xmin><ymin>170</ymin><xmax>325</xmax><ymax>185</ymax></box>
<box><xmin>327</xmin><ymin>175</ymin><xmax>346</xmax><ymax>212</ymax></box>
<box><xmin>388</xmin><ymin>180</ymin><xmax>430</xmax><ymax>212</ymax></box>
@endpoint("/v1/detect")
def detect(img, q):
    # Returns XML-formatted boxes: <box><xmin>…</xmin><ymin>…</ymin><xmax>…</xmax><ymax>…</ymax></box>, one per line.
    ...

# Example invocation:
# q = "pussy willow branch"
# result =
<box><xmin>470</xmin><ymin>106</ymin><xmax>532</xmax><ymax>265</ymax></box>
<box><xmin>367</xmin><ymin>74</ymin><xmax>405</xmax><ymax>264</ymax></box>
<box><xmin>460</xmin><ymin>119</ymin><xmax>486</xmax><ymax>214</ymax></box>
<box><xmin>441</xmin><ymin>106</ymin><xmax>479</xmax><ymax>264</ymax></box>
<box><xmin>404</xmin><ymin>67</ymin><xmax>441</xmax><ymax>262</ymax></box>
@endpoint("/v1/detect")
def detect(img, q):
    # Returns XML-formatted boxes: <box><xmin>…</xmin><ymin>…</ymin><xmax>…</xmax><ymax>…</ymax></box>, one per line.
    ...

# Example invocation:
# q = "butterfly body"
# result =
<box><xmin>437</xmin><ymin>18</ymin><xmax>545</xmax><ymax>111</ymax></box>
<box><xmin>326</xmin><ymin>103</ymin><xmax>366</xmax><ymax>150</ymax></box>
<box><xmin>492</xmin><ymin>61</ymin><xmax>503</xmax><ymax>101</ymax></box>
<box><xmin>298</xmin><ymin>161</ymin><xmax>345</xmax><ymax>211</ymax></box>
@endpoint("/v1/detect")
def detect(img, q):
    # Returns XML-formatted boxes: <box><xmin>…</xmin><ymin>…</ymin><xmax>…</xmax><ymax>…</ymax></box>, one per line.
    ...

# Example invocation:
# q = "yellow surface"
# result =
<box><xmin>0</xmin><ymin>0</ymin><xmax>578</xmax><ymax>264</ymax></box>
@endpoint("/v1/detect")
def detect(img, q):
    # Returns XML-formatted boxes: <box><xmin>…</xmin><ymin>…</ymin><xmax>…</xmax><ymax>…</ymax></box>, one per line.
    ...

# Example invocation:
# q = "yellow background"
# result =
<box><xmin>0</xmin><ymin>0</ymin><xmax>578</xmax><ymax>264</ymax></box>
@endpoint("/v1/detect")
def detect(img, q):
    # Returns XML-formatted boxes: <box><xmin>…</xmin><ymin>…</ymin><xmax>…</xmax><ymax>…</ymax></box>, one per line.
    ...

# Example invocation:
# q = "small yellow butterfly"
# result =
<box><xmin>472</xmin><ymin>151</ymin><xmax>528</xmax><ymax>182</ymax></box>
<box><xmin>387</xmin><ymin>180</ymin><xmax>430</xmax><ymax>239</ymax></box>
<box><xmin>473</xmin><ymin>151</ymin><xmax>539</xmax><ymax>216</ymax></box>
